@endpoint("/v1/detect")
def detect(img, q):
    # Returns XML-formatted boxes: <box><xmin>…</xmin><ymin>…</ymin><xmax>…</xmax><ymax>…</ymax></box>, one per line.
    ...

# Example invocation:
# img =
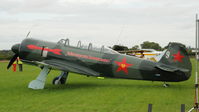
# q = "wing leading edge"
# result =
<box><xmin>44</xmin><ymin>59</ymin><xmax>100</xmax><ymax>77</ymax></box>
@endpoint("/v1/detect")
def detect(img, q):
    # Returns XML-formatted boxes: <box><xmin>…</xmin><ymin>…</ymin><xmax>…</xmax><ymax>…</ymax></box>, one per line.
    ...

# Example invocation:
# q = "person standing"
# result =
<box><xmin>12</xmin><ymin>60</ymin><xmax>17</xmax><ymax>72</ymax></box>
<box><xmin>17</xmin><ymin>57</ymin><xmax>23</xmax><ymax>72</ymax></box>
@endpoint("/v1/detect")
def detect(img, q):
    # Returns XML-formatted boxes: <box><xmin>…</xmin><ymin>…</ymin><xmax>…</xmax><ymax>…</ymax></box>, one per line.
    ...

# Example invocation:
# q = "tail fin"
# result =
<box><xmin>156</xmin><ymin>42</ymin><xmax>192</xmax><ymax>80</ymax></box>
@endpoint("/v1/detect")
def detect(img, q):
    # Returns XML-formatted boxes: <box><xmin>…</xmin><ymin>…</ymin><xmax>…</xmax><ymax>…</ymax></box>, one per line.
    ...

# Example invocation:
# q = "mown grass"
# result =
<box><xmin>0</xmin><ymin>59</ymin><xmax>197</xmax><ymax>112</ymax></box>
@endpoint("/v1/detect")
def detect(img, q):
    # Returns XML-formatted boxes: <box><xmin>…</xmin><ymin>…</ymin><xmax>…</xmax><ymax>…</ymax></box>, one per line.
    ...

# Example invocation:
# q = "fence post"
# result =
<box><xmin>181</xmin><ymin>104</ymin><xmax>185</xmax><ymax>112</ymax></box>
<box><xmin>148</xmin><ymin>104</ymin><xmax>152</xmax><ymax>112</ymax></box>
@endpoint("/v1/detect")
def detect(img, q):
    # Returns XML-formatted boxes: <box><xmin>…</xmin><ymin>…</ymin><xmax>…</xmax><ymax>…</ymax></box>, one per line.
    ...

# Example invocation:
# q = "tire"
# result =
<box><xmin>52</xmin><ymin>77</ymin><xmax>60</xmax><ymax>85</ymax></box>
<box><xmin>52</xmin><ymin>77</ymin><xmax>66</xmax><ymax>85</ymax></box>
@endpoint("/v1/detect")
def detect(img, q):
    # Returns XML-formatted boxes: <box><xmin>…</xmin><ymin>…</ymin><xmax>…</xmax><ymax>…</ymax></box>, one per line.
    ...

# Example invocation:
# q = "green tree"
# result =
<box><xmin>131</xmin><ymin>45</ymin><xmax>139</xmax><ymax>50</ymax></box>
<box><xmin>141</xmin><ymin>41</ymin><xmax>162</xmax><ymax>51</ymax></box>
<box><xmin>112</xmin><ymin>45</ymin><xmax>128</xmax><ymax>51</ymax></box>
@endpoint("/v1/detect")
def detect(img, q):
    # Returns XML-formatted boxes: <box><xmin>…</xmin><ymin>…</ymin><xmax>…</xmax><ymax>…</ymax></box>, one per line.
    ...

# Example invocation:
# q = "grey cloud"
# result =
<box><xmin>0</xmin><ymin>0</ymin><xmax>198</xmax><ymax>49</ymax></box>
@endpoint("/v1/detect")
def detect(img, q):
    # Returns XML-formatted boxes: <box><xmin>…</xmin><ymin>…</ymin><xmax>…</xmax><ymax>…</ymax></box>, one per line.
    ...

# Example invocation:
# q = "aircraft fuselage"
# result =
<box><xmin>15</xmin><ymin>38</ymin><xmax>191</xmax><ymax>82</ymax></box>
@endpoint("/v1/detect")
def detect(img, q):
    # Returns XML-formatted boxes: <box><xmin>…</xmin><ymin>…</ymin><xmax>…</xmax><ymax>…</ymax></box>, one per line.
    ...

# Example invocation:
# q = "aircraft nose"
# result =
<box><xmin>11</xmin><ymin>44</ymin><xmax>20</xmax><ymax>54</ymax></box>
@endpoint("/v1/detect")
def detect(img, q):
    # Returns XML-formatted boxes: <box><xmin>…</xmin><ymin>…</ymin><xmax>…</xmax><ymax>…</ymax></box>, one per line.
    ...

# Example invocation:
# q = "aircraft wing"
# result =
<box><xmin>29</xmin><ymin>59</ymin><xmax>100</xmax><ymax>77</ymax></box>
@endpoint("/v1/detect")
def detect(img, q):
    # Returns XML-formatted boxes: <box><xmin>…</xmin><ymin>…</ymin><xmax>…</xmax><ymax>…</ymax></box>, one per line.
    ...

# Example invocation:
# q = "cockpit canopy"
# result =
<box><xmin>57</xmin><ymin>39</ymin><xmax>119</xmax><ymax>54</ymax></box>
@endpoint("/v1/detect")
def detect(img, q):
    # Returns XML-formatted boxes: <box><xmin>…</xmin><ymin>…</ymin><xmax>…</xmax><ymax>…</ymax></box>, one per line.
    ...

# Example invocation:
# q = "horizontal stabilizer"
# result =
<box><xmin>155</xmin><ymin>63</ymin><xmax>190</xmax><ymax>73</ymax></box>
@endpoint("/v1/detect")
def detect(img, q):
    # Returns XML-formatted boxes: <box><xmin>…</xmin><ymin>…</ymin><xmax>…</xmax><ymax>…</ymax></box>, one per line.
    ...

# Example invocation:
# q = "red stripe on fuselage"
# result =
<box><xmin>27</xmin><ymin>45</ymin><xmax>62</xmax><ymax>55</ymax></box>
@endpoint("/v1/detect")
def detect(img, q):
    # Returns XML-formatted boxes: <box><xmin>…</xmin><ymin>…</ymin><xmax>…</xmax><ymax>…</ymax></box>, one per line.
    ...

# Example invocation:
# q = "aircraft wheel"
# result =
<box><xmin>52</xmin><ymin>77</ymin><xmax>61</xmax><ymax>85</ymax></box>
<box><xmin>52</xmin><ymin>77</ymin><xmax>66</xmax><ymax>85</ymax></box>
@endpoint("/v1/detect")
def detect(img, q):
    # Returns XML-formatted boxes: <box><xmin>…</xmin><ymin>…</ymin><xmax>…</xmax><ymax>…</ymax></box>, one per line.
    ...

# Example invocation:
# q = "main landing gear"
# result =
<box><xmin>52</xmin><ymin>72</ymin><xmax>69</xmax><ymax>85</ymax></box>
<box><xmin>28</xmin><ymin>66</ymin><xmax>69</xmax><ymax>89</ymax></box>
<box><xmin>28</xmin><ymin>66</ymin><xmax>51</xmax><ymax>89</ymax></box>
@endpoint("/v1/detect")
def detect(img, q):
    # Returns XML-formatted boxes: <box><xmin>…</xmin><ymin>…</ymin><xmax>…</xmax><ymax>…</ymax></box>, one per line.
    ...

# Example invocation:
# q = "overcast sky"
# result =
<box><xmin>0</xmin><ymin>0</ymin><xmax>198</xmax><ymax>50</ymax></box>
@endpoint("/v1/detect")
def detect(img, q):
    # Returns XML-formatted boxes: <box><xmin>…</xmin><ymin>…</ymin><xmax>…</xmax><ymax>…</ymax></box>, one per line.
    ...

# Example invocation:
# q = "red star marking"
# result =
<box><xmin>114</xmin><ymin>58</ymin><xmax>133</xmax><ymax>74</ymax></box>
<box><xmin>173</xmin><ymin>51</ymin><xmax>184</xmax><ymax>62</ymax></box>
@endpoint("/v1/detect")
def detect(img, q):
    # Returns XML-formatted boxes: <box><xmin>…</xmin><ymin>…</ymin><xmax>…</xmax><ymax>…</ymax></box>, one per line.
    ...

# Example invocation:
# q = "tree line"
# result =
<box><xmin>0</xmin><ymin>50</ymin><xmax>14</xmax><ymax>60</ymax></box>
<box><xmin>113</xmin><ymin>41</ymin><xmax>163</xmax><ymax>51</ymax></box>
<box><xmin>112</xmin><ymin>41</ymin><xmax>195</xmax><ymax>56</ymax></box>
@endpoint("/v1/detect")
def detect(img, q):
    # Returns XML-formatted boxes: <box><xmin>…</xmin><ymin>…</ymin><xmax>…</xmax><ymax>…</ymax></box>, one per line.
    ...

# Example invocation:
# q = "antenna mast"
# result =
<box><xmin>26</xmin><ymin>31</ymin><xmax>31</xmax><ymax>38</ymax></box>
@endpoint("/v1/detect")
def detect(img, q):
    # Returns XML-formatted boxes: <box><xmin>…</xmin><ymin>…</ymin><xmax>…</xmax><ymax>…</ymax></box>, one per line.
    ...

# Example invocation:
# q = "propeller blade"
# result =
<box><xmin>7</xmin><ymin>53</ymin><xmax>18</xmax><ymax>69</ymax></box>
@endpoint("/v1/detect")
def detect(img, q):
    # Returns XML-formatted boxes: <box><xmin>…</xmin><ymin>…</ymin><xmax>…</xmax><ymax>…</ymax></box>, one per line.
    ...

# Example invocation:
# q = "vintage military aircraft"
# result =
<box><xmin>119</xmin><ymin>49</ymin><xmax>163</xmax><ymax>62</ymax></box>
<box><xmin>7</xmin><ymin>38</ymin><xmax>192</xmax><ymax>89</ymax></box>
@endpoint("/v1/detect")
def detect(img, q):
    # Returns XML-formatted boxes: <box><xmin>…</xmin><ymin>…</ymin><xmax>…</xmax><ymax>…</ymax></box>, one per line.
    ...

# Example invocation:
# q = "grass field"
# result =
<box><xmin>0</xmin><ymin>59</ymin><xmax>197</xmax><ymax>112</ymax></box>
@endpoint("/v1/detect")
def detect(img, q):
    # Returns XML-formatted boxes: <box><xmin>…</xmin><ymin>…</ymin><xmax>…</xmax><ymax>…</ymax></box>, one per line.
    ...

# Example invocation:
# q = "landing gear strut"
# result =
<box><xmin>52</xmin><ymin>72</ymin><xmax>68</xmax><ymax>85</ymax></box>
<box><xmin>28</xmin><ymin>66</ymin><xmax>51</xmax><ymax>89</ymax></box>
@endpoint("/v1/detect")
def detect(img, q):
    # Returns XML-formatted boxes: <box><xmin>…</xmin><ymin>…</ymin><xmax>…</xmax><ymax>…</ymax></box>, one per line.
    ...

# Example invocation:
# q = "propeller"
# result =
<box><xmin>7</xmin><ymin>44</ymin><xmax>20</xmax><ymax>69</ymax></box>
<box><xmin>7</xmin><ymin>31</ymin><xmax>30</xmax><ymax>69</ymax></box>
<box><xmin>7</xmin><ymin>53</ymin><xmax>19</xmax><ymax>69</ymax></box>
